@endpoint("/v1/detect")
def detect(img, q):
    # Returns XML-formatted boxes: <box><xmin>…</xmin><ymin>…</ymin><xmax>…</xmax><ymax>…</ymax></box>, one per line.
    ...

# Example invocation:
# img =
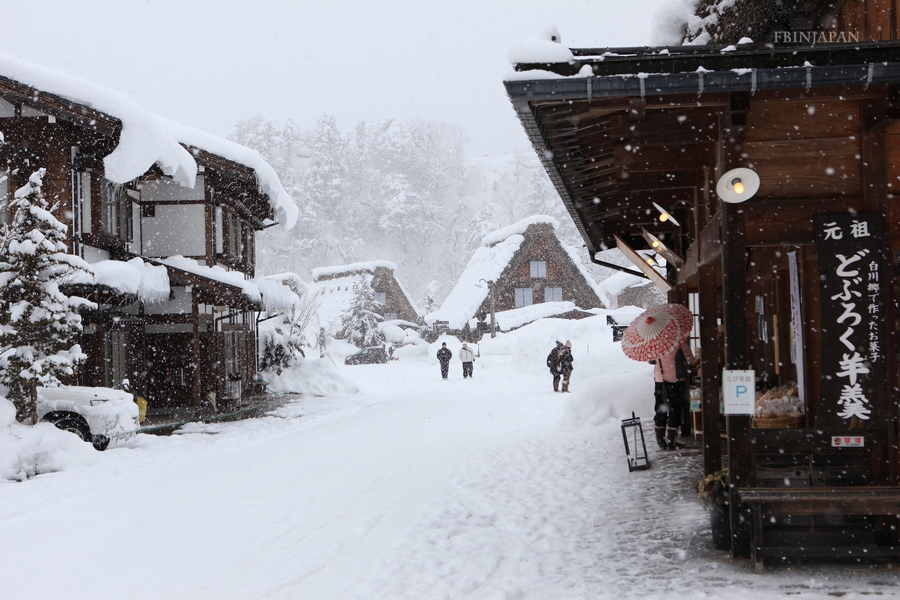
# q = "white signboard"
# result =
<box><xmin>831</xmin><ymin>435</ymin><xmax>865</xmax><ymax>448</ymax></box>
<box><xmin>723</xmin><ymin>369</ymin><xmax>755</xmax><ymax>415</ymax></box>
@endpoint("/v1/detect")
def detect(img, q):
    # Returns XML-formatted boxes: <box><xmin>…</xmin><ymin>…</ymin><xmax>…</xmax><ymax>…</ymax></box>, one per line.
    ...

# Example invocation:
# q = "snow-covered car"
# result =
<box><xmin>37</xmin><ymin>385</ymin><xmax>139</xmax><ymax>451</ymax></box>
<box><xmin>344</xmin><ymin>347</ymin><xmax>389</xmax><ymax>365</ymax></box>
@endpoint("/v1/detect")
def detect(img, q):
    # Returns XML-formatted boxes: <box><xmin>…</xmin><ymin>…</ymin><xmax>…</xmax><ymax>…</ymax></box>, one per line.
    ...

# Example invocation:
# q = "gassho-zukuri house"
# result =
<box><xmin>505</xmin><ymin>1</ymin><xmax>900</xmax><ymax>571</ymax></box>
<box><xmin>0</xmin><ymin>50</ymin><xmax>298</xmax><ymax>418</ymax></box>
<box><xmin>308</xmin><ymin>261</ymin><xmax>421</xmax><ymax>338</ymax></box>
<box><xmin>425</xmin><ymin>216</ymin><xmax>608</xmax><ymax>337</ymax></box>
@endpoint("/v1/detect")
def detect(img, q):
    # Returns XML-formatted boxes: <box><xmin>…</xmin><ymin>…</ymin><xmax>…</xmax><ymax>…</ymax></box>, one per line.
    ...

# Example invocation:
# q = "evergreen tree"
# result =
<box><xmin>0</xmin><ymin>169</ymin><xmax>94</xmax><ymax>423</ymax></box>
<box><xmin>339</xmin><ymin>277</ymin><xmax>385</xmax><ymax>348</ymax></box>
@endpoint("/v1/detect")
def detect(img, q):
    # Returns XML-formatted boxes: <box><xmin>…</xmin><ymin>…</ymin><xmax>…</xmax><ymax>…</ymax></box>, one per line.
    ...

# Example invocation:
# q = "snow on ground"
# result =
<box><xmin>1</xmin><ymin>314</ymin><xmax>898</xmax><ymax>599</ymax></box>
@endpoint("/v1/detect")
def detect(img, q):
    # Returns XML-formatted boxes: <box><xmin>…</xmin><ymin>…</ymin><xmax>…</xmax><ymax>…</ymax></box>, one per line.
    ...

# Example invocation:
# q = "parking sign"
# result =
<box><xmin>723</xmin><ymin>369</ymin><xmax>755</xmax><ymax>415</ymax></box>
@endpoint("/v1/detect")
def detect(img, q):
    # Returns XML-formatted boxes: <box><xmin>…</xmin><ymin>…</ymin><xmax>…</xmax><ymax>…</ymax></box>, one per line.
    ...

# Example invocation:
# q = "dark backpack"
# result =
<box><xmin>547</xmin><ymin>348</ymin><xmax>558</xmax><ymax>368</ymax></box>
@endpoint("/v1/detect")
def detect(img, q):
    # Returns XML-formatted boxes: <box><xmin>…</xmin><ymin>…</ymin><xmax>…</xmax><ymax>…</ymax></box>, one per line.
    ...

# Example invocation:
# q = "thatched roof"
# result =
<box><xmin>684</xmin><ymin>0</ymin><xmax>844</xmax><ymax>45</ymax></box>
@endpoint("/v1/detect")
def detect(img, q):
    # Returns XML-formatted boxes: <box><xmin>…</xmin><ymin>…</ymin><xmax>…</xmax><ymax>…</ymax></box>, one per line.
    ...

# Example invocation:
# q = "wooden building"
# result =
<box><xmin>309</xmin><ymin>261</ymin><xmax>421</xmax><ymax>336</ymax></box>
<box><xmin>426</xmin><ymin>216</ymin><xmax>604</xmax><ymax>337</ymax></box>
<box><xmin>506</xmin><ymin>1</ymin><xmax>900</xmax><ymax>571</ymax></box>
<box><xmin>0</xmin><ymin>56</ymin><xmax>295</xmax><ymax>417</ymax></box>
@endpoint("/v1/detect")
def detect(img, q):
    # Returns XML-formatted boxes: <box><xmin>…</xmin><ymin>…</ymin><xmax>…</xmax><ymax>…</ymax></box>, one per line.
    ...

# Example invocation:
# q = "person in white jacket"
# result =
<box><xmin>459</xmin><ymin>343</ymin><xmax>476</xmax><ymax>379</ymax></box>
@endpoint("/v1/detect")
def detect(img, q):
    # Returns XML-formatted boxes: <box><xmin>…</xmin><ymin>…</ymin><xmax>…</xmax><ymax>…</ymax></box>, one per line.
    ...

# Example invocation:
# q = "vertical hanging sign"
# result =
<box><xmin>787</xmin><ymin>251</ymin><xmax>805</xmax><ymax>405</ymax></box>
<box><xmin>815</xmin><ymin>214</ymin><xmax>887</xmax><ymax>429</ymax></box>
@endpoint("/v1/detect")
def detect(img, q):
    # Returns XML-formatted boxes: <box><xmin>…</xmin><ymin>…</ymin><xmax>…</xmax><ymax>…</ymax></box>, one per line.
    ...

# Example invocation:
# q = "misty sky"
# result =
<box><xmin>2</xmin><ymin>0</ymin><xmax>670</xmax><ymax>155</ymax></box>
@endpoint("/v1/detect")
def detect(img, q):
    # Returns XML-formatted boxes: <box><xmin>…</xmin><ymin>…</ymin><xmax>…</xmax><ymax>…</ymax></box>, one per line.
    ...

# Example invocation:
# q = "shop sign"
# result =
<box><xmin>831</xmin><ymin>435</ymin><xmax>865</xmax><ymax>448</ymax></box>
<box><xmin>815</xmin><ymin>214</ymin><xmax>887</xmax><ymax>428</ymax></box>
<box><xmin>723</xmin><ymin>369</ymin><xmax>755</xmax><ymax>415</ymax></box>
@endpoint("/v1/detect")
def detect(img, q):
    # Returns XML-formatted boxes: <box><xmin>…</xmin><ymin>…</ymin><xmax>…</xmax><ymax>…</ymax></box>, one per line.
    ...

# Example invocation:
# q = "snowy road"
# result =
<box><xmin>2</xmin><ymin>320</ymin><xmax>899</xmax><ymax>599</ymax></box>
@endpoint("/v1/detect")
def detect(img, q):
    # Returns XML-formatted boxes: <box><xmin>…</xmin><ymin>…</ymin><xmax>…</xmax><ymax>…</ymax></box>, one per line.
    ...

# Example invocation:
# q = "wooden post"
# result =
<box><xmin>722</xmin><ymin>201</ymin><xmax>752</xmax><ymax>558</ymax></box>
<box><xmin>698</xmin><ymin>262</ymin><xmax>721</xmax><ymax>476</ymax></box>
<box><xmin>192</xmin><ymin>295</ymin><xmax>202</xmax><ymax>419</ymax></box>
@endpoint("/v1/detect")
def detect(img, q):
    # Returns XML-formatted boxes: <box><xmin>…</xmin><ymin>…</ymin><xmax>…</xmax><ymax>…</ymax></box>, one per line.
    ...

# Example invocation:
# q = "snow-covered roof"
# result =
<box><xmin>595</xmin><ymin>271</ymin><xmax>654</xmax><ymax>308</ymax></box>
<box><xmin>256</xmin><ymin>277</ymin><xmax>302</xmax><ymax>313</ymax></box>
<box><xmin>312</xmin><ymin>260</ymin><xmax>398</xmax><ymax>281</ymax></box>
<box><xmin>488</xmin><ymin>301</ymin><xmax>594</xmax><ymax>332</ymax></box>
<box><xmin>480</xmin><ymin>215</ymin><xmax>559</xmax><ymax>247</ymax></box>
<box><xmin>426</xmin><ymin>215</ymin><xmax>600</xmax><ymax>329</ymax></box>
<box><xmin>67</xmin><ymin>258</ymin><xmax>170</xmax><ymax>303</ymax></box>
<box><xmin>0</xmin><ymin>51</ymin><xmax>297</xmax><ymax>228</ymax></box>
<box><xmin>308</xmin><ymin>272</ymin><xmax>372</xmax><ymax>335</ymax></box>
<box><xmin>160</xmin><ymin>256</ymin><xmax>261</xmax><ymax>303</ymax></box>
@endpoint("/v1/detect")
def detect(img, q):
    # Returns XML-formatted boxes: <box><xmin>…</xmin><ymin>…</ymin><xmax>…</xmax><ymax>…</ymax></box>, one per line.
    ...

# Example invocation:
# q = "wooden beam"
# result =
<box><xmin>699</xmin><ymin>261</ymin><xmax>722</xmax><ymax>476</ymax></box>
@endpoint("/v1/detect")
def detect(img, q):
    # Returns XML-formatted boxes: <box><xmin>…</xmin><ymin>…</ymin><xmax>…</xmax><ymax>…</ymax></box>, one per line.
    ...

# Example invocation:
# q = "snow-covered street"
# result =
<box><xmin>1</xmin><ymin>317</ymin><xmax>898</xmax><ymax>599</ymax></box>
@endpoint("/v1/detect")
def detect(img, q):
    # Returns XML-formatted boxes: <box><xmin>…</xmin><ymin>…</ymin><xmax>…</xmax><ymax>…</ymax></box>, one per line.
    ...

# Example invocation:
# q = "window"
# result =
<box><xmin>515</xmin><ymin>287</ymin><xmax>533</xmax><ymax>307</ymax></box>
<box><xmin>100</xmin><ymin>179</ymin><xmax>132</xmax><ymax>241</ymax></box>
<box><xmin>228</xmin><ymin>212</ymin><xmax>241</xmax><ymax>258</ymax></box>
<box><xmin>530</xmin><ymin>261</ymin><xmax>547</xmax><ymax>278</ymax></box>
<box><xmin>384</xmin><ymin>311</ymin><xmax>398</xmax><ymax>321</ymax></box>
<box><xmin>373</xmin><ymin>292</ymin><xmax>386</xmax><ymax>305</ymax></box>
<box><xmin>544</xmin><ymin>287</ymin><xmax>563</xmax><ymax>302</ymax></box>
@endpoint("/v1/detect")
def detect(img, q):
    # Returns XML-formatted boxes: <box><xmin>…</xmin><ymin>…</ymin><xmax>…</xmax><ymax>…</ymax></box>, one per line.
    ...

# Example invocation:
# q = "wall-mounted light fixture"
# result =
<box><xmin>652</xmin><ymin>201</ymin><xmax>681</xmax><ymax>227</ymax></box>
<box><xmin>614</xmin><ymin>233</ymin><xmax>673</xmax><ymax>293</ymax></box>
<box><xmin>716</xmin><ymin>167</ymin><xmax>760</xmax><ymax>203</ymax></box>
<box><xmin>641</xmin><ymin>227</ymin><xmax>684</xmax><ymax>267</ymax></box>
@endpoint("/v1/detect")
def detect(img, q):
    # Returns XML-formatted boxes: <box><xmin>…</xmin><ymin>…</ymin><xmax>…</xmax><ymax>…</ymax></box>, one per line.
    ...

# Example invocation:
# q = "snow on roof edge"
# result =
<box><xmin>0</xmin><ymin>51</ymin><xmax>197</xmax><ymax>188</ymax></box>
<box><xmin>312</xmin><ymin>260</ymin><xmax>399</xmax><ymax>281</ymax></box>
<box><xmin>480</xmin><ymin>215</ymin><xmax>559</xmax><ymax>247</ymax></box>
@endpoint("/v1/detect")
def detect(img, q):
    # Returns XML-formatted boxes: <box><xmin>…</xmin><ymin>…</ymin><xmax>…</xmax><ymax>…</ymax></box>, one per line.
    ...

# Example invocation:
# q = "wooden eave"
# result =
<box><xmin>0</xmin><ymin>75</ymin><xmax>120</xmax><ymax>135</ymax></box>
<box><xmin>506</xmin><ymin>41</ymin><xmax>900</xmax><ymax>253</ymax></box>
<box><xmin>189</xmin><ymin>147</ymin><xmax>275</xmax><ymax>228</ymax></box>
<box><xmin>150</xmin><ymin>260</ymin><xmax>261</xmax><ymax>311</ymax></box>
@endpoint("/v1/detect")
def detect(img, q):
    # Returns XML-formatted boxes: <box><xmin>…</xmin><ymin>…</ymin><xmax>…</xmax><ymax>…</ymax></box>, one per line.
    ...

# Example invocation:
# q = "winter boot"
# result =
<box><xmin>553</xmin><ymin>380</ymin><xmax>559</xmax><ymax>392</ymax></box>
<box><xmin>561</xmin><ymin>381</ymin><xmax>569</xmax><ymax>393</ymax></box>
<box><xmin>665</xmin><ymin>426</ymin><xmax>683</xmax><ymax>450</ymax></box>
<box><xmin>654</xmin><ymin>426</ymin><xmax>667</xmax><ymax>450</ymax></box>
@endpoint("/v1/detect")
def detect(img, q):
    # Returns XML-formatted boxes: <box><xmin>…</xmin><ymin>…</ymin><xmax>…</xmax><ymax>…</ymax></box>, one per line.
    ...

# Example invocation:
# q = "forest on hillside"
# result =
<box><xmin>230</xmin><ymin>115</ymin><xmax>631</xmax><ymax>312</ymax></box>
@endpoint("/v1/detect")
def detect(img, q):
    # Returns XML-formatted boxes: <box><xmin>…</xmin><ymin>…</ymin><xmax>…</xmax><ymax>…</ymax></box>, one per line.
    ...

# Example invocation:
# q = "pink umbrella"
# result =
<box><xmin>620</xmin><ymin>303</ymin><xmax>693</xmax><ymax>362</ymax></box>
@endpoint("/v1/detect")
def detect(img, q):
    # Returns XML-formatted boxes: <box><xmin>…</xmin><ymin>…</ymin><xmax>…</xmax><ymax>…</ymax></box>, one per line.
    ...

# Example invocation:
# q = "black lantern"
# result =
<box><xmin>621</xmin><ymin>412</ymin><xmax>650</xmax><ymax>472</ymax></box>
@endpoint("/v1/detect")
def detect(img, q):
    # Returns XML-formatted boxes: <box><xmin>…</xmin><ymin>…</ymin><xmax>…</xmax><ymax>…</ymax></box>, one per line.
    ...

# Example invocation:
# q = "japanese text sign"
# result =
<box><xmin>815</xmin><ymin>214</ymin><xmax>887</xmax><ymax>429</ymax></box>
<box><xmin>723</xmin><ymin>369</ymin><xmax>755</xmax><ymax>415</ymax></box>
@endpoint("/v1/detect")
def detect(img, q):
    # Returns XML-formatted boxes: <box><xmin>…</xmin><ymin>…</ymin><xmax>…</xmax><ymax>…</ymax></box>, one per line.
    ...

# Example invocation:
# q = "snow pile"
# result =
<box><xmin>263</xmin><ymin>357</ymin><xmax>359</xmax><ymax>396</ymax></box>
<box><xmin>0</xmin><ymin>397</ymin><xmax>98</xmax><ymax>482</ymax></box>
<box><xmin>489</xmin><ymin>301</ymin><xmax>594</xmax><ymax>331</ymax></box>
<box><xmin>651</xmin><ymin>0</ymin><xmax>702</xmax><ymax>45</ymax></box>
<box><xmin>161</xmin><ymin>256</ymin><xmax>261</xmax><ymax>303</ymax></box>
<box><xmin>507</xmin><ymin>26</ymin><xmax>574</xmax><ymax>66</ymax></box>
<box><xmin>256</xmin><ymin>276</ymin><xmax>301</xmax><ymax>312</ymax></box>
<box><xmin>378</xmin><ymin>320</ymin><xmax>426</xmax><ymax>346</ymax></box>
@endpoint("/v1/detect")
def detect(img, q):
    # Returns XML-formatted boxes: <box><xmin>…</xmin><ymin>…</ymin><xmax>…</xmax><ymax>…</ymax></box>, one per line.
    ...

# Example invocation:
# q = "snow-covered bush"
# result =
<box><xmin>0</xmin><ymin>169</ymin><xmax>95</xmax><ymax>423</ymax></box>
<box><xmin>258</xmin><ymin>279</ymin><xmax>319</xmax><ymax>374</ymax></box>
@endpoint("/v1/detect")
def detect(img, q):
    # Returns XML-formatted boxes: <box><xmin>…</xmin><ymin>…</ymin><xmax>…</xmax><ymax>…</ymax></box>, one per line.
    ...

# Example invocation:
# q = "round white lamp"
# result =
<box><xmin>716</xmin><ymin>168</ymin><xmax>759</xmax><ymax>203</ymax></box>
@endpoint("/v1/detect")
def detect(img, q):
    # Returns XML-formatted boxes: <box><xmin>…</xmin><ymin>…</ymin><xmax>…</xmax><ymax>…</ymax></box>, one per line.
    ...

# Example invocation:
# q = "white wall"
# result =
<box><xmin>141</xmin><ymin>204</ymin><xmax>206</xmax><ymax>257</ymax></box>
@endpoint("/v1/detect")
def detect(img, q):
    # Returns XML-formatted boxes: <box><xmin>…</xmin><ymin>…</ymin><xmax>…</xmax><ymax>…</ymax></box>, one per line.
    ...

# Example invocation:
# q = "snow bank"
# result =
<box><xmin>0</xmin><ymin>398</ymin><xmax>98</xmax><ymax>482</ymax></box>
<box><xmin>264</xmin><ymin>357</ymin><xmax>359</xmax><ymax>396</ymax></box>
<box><xmin>378</xmin><ymin>320</ymin><xmax>426</xmax><ymax>346</ymax></box>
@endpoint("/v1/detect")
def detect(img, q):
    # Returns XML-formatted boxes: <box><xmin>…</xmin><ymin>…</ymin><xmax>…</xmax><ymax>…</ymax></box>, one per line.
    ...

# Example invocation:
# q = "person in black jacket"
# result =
<box><xmin>436</xmin><ymin>342</ymin><xmax>452</xmax><ymax>379</ymax></box>
<box><xmin>559</xmin><ymin>341</ymin><xmax>574</xmax><ymax>392</ymax></box>
<box><xmin>546</xmin><ymin>341</ymin><xmax>564</xmax><ymax>392</ymax></box>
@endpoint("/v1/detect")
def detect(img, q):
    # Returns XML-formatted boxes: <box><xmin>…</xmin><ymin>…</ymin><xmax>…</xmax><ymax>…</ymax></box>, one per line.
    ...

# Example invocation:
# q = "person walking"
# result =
<box><xmin>546</xmin><ymin>341</ymin><xmax>564</xmax><ymax>391</ymax></box>
<box><xmin>436</xmin><ymin>342</ymin><xmax>452</xmax><ymax>379</ymax></box>
<box><xmin>652</xmin><ymin>339</ymin><xmax>694</xmax><ymax>450</ymax></box>
<box><xmin>459</xmin><ymin>342</ymin><xmax>475</xmax><ymax>378</ymax></box>
<box><xmin>559</xmin><ymin>340</ymin><xmax>574</xmax><ymax>392</ymax></box>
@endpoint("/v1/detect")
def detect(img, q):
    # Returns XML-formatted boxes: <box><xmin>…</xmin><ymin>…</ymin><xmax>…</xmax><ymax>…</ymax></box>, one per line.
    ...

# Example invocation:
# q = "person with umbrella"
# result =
<box><xmin>620</xmin><ymin>304</ymin><xmax>695</xmax><ymax>450</ymax></box>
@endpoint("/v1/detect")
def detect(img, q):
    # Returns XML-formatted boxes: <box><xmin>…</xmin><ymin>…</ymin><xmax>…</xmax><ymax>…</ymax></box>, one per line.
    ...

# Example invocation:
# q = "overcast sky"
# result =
<box><xmin>2</xmin><ymin>0</ymin><xmax>671</xmax><ymax>156</ymax></box>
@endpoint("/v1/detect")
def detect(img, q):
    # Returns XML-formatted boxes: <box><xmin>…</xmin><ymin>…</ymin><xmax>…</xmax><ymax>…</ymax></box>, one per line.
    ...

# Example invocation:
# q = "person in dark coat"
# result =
<box><xmin>558</xmin><ymin>340</ymin><xmax>574</xmax><ymax>392</ymax></box>
<box><xmin>547</xmin><ymin>341</ymin><xmax>564</xmax><ymax>392</ymax></box>
<box><xmin>436</xmin><ymin>342</ymin><xmax>452</xmax><ymax>379</ymax></box>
